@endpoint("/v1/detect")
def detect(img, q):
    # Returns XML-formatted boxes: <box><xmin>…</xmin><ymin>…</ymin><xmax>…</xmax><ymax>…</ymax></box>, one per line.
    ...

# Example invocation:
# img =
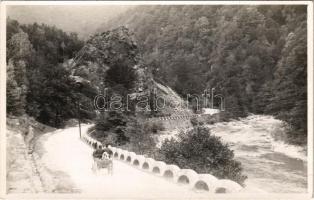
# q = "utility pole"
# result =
<box><xmin>76</xmin><ymin>82</ymin><xmax>83</xmax><ymax>139</ymax></box>
<box><xmin>211</xmin><ymin>88</ymin><xmax>215</xmax><ymax>109</ymax></box>
<box><xmin>77</xmin><ymin>101</ymin><xmax>81</xmax><ymax>138</ymax></box>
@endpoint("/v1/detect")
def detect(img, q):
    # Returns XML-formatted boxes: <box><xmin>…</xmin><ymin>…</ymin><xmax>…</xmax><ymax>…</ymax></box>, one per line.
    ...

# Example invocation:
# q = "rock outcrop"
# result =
<box><xmin>68</xmin><ymin>26</ymin><xmax>191</xmax><ymax>117</ymax></box>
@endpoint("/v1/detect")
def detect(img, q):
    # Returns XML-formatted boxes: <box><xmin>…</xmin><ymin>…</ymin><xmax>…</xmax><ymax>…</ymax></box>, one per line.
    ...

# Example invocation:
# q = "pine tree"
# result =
<box><xmin>7</xmin><ymin>29</ymin><xmax>34</xmax><ymax>115</ymax></box>
<box><xmin>6</xmin><ymin>61</ymin><xmax>23</xmax><ymax>116</ymax></box>
<box><xmin>269</xmin><ymin>21</ymin><xmax>307</xmax><ymax>144</ymax></box>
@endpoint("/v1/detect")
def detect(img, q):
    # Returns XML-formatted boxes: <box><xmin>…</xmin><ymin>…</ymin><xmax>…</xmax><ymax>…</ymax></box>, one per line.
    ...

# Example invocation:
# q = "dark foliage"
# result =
<box><xmin>159</xmin><ymin>125</ymin><xmax>247</xmax><ymax>185</ymax></box>
<box><xmin>101</xmin><ymin>5</ymin><xmax>307</xmax><ymax>144</ymax></box>
<box><xmin>6</xmin><ymin>18</ymin><xmax>94</xmax><ymax>127</ymax></box>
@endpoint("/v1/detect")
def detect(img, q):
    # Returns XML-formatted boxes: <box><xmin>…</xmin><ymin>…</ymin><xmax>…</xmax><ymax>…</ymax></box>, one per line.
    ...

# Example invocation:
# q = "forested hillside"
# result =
<box><xmin>7</xmin><ymin>19</ymin><xmax>96</xmax><ymax>127</ymax></box>
<box><xmin>99</xmin><ymin>5</ymin><xmax>307</xmax><ymax>145</ymax></box>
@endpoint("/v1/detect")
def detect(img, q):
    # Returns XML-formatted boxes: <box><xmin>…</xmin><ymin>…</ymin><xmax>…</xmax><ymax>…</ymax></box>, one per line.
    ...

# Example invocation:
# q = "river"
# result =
<box><xmin>206</xmin><ymin>115</ymin><xmax>307</xmax><ymax>193</ymax></box>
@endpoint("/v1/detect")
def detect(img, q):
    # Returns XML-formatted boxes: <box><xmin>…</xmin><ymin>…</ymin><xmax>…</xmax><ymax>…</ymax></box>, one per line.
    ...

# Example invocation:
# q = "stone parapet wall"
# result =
<box><xmin>81</xmin><ymin>130</ymin><xmax>243</xmax><ymax>193</ymax></box>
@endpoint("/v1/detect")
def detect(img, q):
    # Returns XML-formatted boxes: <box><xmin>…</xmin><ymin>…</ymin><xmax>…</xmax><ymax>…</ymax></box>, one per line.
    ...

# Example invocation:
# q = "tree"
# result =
<box><xmin>159</xmin><ymin>125</ymin><xmax>247</xmax><ymax>185</ymax></box>
<box><xmin>6</xmin><ymin>29</ymin><xmax>33</xmax><ymax>116</ymax></box>
<box><xmin>6</xmin><ymin>19</ymin><xmax>90</xmax><ymax>126</ymax></box>
<box><xmin>125</xmin><ymin>119</ymin><xmax>157</xmax><ymax>156</ymax></box>
<box><xmin>6</xmin><ymin>61</ymin><xmax>23</xmax><ymax>116</ymax></box>
<box><xmin>99</xmin><ymin>5</ymin><xmax>307</xmax><ymax>143</ymax></box>
<box><xmin>269</xmin><ymin>23</ymin><xmax>307</xmax><ymax>144</ymax></box>
<box><xmin>29</xmin><ymin>64</ymin><xmax>79</xmax><ymax>127</ymax></box>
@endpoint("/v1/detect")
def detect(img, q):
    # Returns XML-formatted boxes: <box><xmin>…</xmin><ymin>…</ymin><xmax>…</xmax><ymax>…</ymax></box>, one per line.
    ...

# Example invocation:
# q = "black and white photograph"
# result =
<box><xmin>1</xmin><ymin>1</ymin><xmax>313</xmax><ymax>199</ymax></box>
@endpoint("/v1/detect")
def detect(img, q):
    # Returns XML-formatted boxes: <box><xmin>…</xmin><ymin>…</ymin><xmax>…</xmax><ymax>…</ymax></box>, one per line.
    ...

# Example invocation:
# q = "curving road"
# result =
<box><xmin>39</xmin><ymin>125</ymin><xmax>211</xmax><ymax>198</ymax></box>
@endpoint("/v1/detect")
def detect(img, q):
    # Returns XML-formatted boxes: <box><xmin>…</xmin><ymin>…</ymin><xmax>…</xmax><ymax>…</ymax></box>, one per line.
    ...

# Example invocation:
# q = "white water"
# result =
<box><xmin>158</xmin><ymin>115</ymin><xmax>307</xmax><ymax>193</ymax></box>
<box><xmin>207</xmin><ymin>115</ymin><xmax>307</xmax><ymax>193</ymax></box>
<box><xmin>208</xmin><ymin>115</ymin><xmax>306</xmax><ymax>161</ymax></box>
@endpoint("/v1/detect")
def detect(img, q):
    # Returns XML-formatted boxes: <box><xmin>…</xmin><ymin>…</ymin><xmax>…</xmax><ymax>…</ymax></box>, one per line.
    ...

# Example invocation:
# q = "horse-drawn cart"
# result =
<box><xmin>92</xmin><ymin>149</ymin><xmax>113</xmax><ymax>175</ymax></box>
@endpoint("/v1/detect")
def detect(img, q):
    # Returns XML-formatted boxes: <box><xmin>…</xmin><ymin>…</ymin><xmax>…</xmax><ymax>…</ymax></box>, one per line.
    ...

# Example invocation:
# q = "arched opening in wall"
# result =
<box><xmin>126</xmin><ymin>156</ymin><xmax>131</xmax><ymax>162</ymax></box>
<box><xmin>215</xmin><ymin>187</ymin><xmax>227</xmax><ymax>193</ymax></box>
<box><xmin>163</xmin><ymin>170</ymin><xmax>174</xmax><ymax>178</ymax></box>
<box><xmin>114</xmin><ymin>152</ymin><xmax>119</xmax><ymax>158</ymax></box>
<box><xmin>194</xmin><ymin>181</ymin><xmax>209</xmax><ymax>191</ymax></box>
<box><xmin>142</xmin><ymin>162</ymin><xmax>149</xmax><ymax>170</ymax></box>
<box><xmin>133</xmin><ymin>159</ymin><xmax>139</xmax><ymax>166</ymax></box>
<box><xmin>120</xmin><ymin>154</ymin><xmax>125</xmax><ymax>160</ymax></box>
<box><xmin>178</xmin><ymin>175</ymin><xmax>190</xmax><ymax>184</ymax></box>
<box><xmin>152</xmin><ymin>167</ymin><xmax>160</xmax><ymax>174</ymax></box>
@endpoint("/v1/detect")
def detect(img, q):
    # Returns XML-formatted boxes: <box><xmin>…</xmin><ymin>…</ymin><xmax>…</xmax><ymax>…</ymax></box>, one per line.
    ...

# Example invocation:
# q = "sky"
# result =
<box><xmin>7</xmin><ymin>5</ymin><xmax>132</xmax><ymax>39</ymax></box>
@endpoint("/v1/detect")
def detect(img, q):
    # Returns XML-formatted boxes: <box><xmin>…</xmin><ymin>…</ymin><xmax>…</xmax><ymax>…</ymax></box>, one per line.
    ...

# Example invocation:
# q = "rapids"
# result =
<box><xmin>206</xmin><ymin>115</ymin><xmax>307</xmax><ymax>193</ymax></box>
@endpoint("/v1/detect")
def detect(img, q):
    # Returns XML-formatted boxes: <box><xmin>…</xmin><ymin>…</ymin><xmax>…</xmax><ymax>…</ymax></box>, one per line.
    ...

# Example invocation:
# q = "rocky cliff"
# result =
<box><xmin>67</xmin><ymin>26</ymin><xmax>191</xmax><ymax>117</ymax></box>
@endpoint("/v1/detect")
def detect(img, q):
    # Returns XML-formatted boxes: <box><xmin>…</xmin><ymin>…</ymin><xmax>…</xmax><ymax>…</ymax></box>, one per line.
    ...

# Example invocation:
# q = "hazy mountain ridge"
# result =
<box><xmin>7</xmin><ymin>5</ymin><xmax>132</xmax><ymax>39</ymax></box>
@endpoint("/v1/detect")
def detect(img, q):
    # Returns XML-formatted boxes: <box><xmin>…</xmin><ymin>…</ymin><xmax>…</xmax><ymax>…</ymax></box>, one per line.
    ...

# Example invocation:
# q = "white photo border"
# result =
<box><xmin>0</xmin><ymin>1</ymin><xmax>313</xmax><ymax>200</ymax></box>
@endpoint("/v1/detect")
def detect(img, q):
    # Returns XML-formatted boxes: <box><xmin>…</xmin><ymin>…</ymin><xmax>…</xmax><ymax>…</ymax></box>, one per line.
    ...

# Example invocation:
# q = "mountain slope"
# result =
<box><xmin>96</xmin><ymin>5</ymin><xmax>307</xmax><ymax>144</ymax></box>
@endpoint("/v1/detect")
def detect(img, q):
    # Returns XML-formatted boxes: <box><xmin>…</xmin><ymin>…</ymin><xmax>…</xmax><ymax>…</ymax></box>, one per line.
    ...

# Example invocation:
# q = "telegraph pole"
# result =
<box><xmin>76</xmin><ymin>82</ymin><xmax>83</xmax><ymax>138</ymax></box>
<box><xmin>77</xmin><ymin>101</ymin><xmax>81</xmax><ymax>138</ymax></box>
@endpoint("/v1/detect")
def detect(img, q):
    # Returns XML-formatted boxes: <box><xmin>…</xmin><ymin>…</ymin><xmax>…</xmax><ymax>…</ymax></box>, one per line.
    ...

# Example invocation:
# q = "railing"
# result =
<box><xmin>146</xmin><ymin>114</ymin><xmax>209</xmax><ymax>121</ymax></box>
<box><xmin>81</xmin><ymin>130</ymin><xmax>243</xmax><ymax>194</ymax></box>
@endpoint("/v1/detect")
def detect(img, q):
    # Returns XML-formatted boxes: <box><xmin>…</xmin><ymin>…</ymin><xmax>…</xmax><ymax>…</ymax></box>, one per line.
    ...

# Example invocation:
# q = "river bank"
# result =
<box><xmin>206</xmin><ymin>115</ymin><xmax>307</xmax><ymax>193</ymax></box>
<box><xmin>157</xmin><ymin>114</ymin><xmax>307</xmax><ymax>193</ymax></box>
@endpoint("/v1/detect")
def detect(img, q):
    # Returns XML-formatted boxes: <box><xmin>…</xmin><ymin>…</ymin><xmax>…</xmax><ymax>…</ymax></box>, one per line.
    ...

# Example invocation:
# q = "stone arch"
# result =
<box><xmin>142</xmin><ymin>162</ymin><xmax>149</xmax><ymax>170</ymax></box>
<box><xmin>194</xmin><ymin>180</ymin><xmax>209</xmax><ymax>191</ymax></box>
<box><xmin>133</xmin><ymin>155</ymin><xmax>145</xmax><ymax>168</ymax></box>
<box><xmin>214</xmin><ymin>179</ymin><xmax>243</xmax><ymax>193</ymax></box>
<box><xmin>163</xmin><ymin>170</ymin><xmax>174</xmax><ymax>178</ymax></box>
<box><xmin>151</xmin><ymin>161</ymin><xmax>166</xmax><ymax>175</ymax></box>
<box><xmin>152</xmin><ymin>166</ymin><xmax>160</xmax><ymax>174</ymax></box>
<box><xmin>126</xmin><ymin>156</ymin><xmax>132</xmax><ymax>162</ymax></box>
<box><xmin>142</xmin><ymin>158</ymin><xmax>155</xmax><ymax>171</ymax></box>
<box><xmin>178</xmin><ymin>175</ymin><xmax>190</xmax><ymax>184</ymax></box>
<box><xmin>133</xmin><ymin>159</ymin><xmax>140</xmax><ymax>166</ymax></box>
<box><xmin>162</xmin><ymin>164</ymin><xmax>180</xmax><ymax>180</ymax></box>
<box><xmin>109</xmin><ymin>147</ymin><xmax>118</xmax><ymax>158</ymax></box>
<box><xmin>120</xmin><ymin>154</ymin><xmax>125</xmax><ymax>160</ymax></box>
<box><xmin>194</xmin><ymin>174</ymin><xmax>218</xmax><ymax>192</ymax></box>
<box><xmin>125</xmin><ymin>152</ymin><xmax>136</xmax><ymax>163</ymax></box>
<box><xmin>176</xmin><ymin>169</ymin><xmax>199</xmax><ymax>186</ymax></box>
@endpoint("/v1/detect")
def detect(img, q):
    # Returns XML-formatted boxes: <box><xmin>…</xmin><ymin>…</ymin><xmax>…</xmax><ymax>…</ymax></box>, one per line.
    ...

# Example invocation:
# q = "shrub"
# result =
<box><xmin>159</xmin><ymin>125</ymin><xmax>247</xmax><ymax>186</ymax></box>
<box><xmin>125</xmin><ymin>119</ymin><xmax>157</xmax><ymax>156</ymax></box>
<box><xmin>94</xmin><ymin>118</ymin><xmax>112</xmax><ymax>132</ymax></box>
<box><xmin>190</xmin><ymin>117</ymin><xmax>198</xmax><ymax>126</ymax></box>
<box><xmin>114</xmin><ymin>126</ymin><xmax>129</xmax><ymax>145</ymax></box>
<box><xmin>144</xmin><ymin>121</ymin><xmax>165</xmax><ymax>134</ymax></box>
<box><xmin>90</xmin><ymin>129</ymin><xmax>109</xmax><ymax>140</ymax></box>
<box><xmin>190</xmin><ymin>117</ymin><xmax>204</xmax><ymax>126</ymax></box>
<box><xmin>92</xmin><ymin>111</ymin><xmax>130</xmax><ymax>145</ymax></box>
